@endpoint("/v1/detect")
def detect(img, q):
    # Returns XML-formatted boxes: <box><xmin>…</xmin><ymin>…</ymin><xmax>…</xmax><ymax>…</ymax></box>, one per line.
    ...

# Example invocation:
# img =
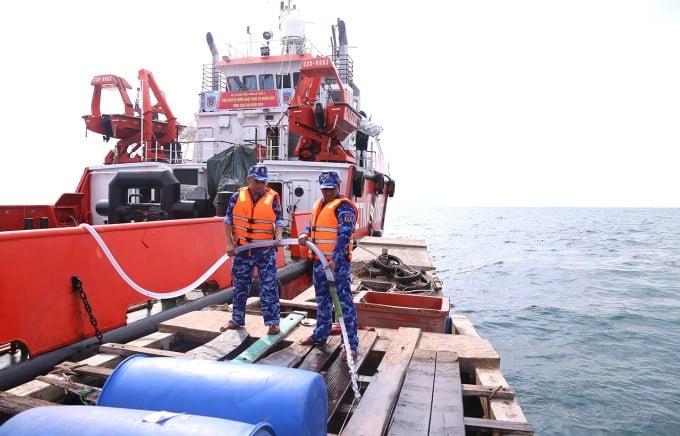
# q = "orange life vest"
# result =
<box><xmin>232</xmin><ymin>187</ymin><xmax>278</xmax><ymax>245</ymax></box>
<box><xmin>308</xmin><ymin>197</ymin><xmax>357</xmax><ymax>261</ymax></box>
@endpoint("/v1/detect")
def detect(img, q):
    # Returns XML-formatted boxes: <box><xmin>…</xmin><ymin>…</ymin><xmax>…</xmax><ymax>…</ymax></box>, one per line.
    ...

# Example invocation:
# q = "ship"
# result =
<box><xmin>0</xmin><ymin>0</ymin><xmax>393</xmax><ymax>362</ymax></box>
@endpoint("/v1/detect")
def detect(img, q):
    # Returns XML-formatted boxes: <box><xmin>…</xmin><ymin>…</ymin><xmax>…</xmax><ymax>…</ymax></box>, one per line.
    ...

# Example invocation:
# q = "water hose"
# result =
<box><xmin>81</xmin><ymin>224</ymin><xmax>296</xmax><ymax>300</ymax></box>
<box><xmin>304</xmin><ymin>240</ymin><xmax>362</xmax><ymax>400</ymax></box>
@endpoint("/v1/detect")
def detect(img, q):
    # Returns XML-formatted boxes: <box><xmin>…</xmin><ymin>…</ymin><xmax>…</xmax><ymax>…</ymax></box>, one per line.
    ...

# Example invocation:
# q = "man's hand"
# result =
<box><xmin>225</xmin><ymin>239</ymin><xmax>236</xmax><ymax>256</ymax></box>
<box><xmin>323</xmin><ymin>259</ymin><xmax>336</xmax><ymax>273</ymax></box>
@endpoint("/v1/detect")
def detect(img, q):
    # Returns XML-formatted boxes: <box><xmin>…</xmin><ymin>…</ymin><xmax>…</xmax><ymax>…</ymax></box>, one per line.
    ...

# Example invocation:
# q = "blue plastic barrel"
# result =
<box><xmin>0</xmin><ymin>405</ymin><xmax>276</xmax><ymax>435</ymax></box>
<box><xmin>97</xmin><ymin>355</ymin><xmax>327</xmax><ymax>436</ymax></box>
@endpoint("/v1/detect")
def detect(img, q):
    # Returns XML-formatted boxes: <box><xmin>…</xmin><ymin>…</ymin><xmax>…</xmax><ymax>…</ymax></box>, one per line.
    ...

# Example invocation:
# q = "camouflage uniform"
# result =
<box><xmin>230</xmin><ymin>246</ymin><xmax>280</xmax><ymax>326</ymax></box>
<box><xmin>224</xmin><ymin>165</ymin><xmax>284</xmax><ymax>328</ymax></box>
<box><xmin>304</xmin><ymin>171</ymin><xmax>359</xmax><ymax>351</ymax></box>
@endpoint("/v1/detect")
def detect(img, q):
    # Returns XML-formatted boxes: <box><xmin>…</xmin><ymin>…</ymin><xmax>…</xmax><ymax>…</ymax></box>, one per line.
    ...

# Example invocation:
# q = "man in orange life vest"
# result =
<box><xmin>220</xmin><ymin>164</ymin><xmax>284</xmax><ymax>335</ymax></box>
<box><xmin>298</xmin><ymin>170</ymin><xmax>359</xmax><ymax>360</ymax></box>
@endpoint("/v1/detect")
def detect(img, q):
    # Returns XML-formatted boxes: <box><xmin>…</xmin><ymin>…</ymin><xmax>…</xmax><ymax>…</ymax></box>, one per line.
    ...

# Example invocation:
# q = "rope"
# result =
<box><xmin>355</xmin><ymin>252</ymin><xmax>440</xmax><ymax>296</ymax></box>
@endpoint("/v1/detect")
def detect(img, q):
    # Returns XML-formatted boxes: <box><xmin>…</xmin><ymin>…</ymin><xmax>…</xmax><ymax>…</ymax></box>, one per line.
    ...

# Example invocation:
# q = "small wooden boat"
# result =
<box><xmin>0</xmin><ymin>238</ymin><xmax>533</xmax><ymax>435</ymax></box>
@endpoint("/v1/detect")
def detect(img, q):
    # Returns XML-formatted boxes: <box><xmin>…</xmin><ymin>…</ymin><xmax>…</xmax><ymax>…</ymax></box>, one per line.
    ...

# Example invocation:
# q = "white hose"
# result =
<box><xmin>81</xmin><ymin>224</ymin><xmax>298</xmax><ymax>300</ymax></box>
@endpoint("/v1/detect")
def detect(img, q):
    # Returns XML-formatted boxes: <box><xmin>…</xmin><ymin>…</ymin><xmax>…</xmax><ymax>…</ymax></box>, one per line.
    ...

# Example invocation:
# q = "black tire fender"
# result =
<box><xmin>352</xmin><ymin>169</ymin><xmax>364</xmax><ymax>197</ymax></box>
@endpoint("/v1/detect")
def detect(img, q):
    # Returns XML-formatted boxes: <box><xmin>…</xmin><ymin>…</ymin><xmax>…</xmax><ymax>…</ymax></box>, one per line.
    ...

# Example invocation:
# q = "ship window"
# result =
<box><xmin>276</xmin><ymin>73</ymin><xmax>292</xmax><ymax>89</ymax></box>
<box><xmin>243</xmin><ymin>75</ymin><xmax>257</xmax><ymax>90</ymax></box>
<box><xmin>292</xmin><ymin>72</ymin><xmax>300</xmax><ymax>87</ymax></box>
<box><xmin>260</xmin><ymin>74</ymin><xmax>275</xmax><ymax>90</ymax></box>
<box><xmin>227</xmin><ymin>76</ymin><xmax>245</xmax><ymax>91</ymax></box>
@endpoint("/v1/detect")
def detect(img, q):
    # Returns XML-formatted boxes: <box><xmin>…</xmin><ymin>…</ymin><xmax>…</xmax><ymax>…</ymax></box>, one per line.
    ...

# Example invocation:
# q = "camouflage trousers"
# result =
<box><xmin>230</xmin><ymin>247</ymin><xmax>280</xmax><ymax>326</ymax></box>
<box><xmin>310</xmin><ymin>258</ymin><xmax>359</xmax><ymax>351</ymax></box>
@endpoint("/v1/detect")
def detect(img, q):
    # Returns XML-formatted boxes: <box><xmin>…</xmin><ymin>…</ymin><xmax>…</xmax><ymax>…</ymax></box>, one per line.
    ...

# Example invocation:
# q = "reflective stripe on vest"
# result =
<box><xmin>232</xmin><ymin>188</ymin><xmax>278</xmax><ymax>245</ymax></box>
<box><xmin>309</xmin><ymin>197</ymin><xmax>357</xmax><ymax>261</ymax></box>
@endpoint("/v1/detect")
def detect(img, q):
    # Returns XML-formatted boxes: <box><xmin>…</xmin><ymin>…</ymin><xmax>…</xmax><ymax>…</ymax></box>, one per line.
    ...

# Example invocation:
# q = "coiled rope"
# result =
<box><xmin>354</xmin><ymin>252</ymin><xmax>441</xmax><ymax>295</ymax></box>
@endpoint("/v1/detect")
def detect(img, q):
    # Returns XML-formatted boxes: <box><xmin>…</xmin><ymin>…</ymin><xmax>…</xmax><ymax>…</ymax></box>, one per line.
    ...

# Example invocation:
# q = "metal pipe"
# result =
<box><xmin>0</xmin><ymin>287</ymin><xmax>233</xmax><ymax>391</ymax></box>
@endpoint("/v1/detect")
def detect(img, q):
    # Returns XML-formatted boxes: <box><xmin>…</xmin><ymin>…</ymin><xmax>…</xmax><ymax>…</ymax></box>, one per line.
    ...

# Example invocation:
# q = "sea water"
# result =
<box><xmin>384</xmin><ymin>206</ymin><xmax>680</xmax><ymax>435</ymax></box>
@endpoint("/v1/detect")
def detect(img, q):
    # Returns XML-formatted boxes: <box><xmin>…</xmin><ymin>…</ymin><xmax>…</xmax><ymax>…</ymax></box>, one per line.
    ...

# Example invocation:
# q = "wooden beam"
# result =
<box><xmin>188</xmin><ymin>328</ymin><xmax>249</xmax><ymax>360</ymax></box>
<box><xmin>98</xmin><ymin>343</ymin><xmax>186</xmax><ymax>358</ymax></box>
<box><xmin>387</xmin><ymin>349</ymin><xmax>436</xmax><ymax>435</ymax></box>
<box><xmin>476</xmin><ymin>367</ymin><xmax>529</xmax><ymax>423</ymax></box>
<box><xmin>35</xmin><ymin>376</ymin><xmax>100</xmax><ymax>404</ymax></box>
<box><xmin>0</xmin><ymin>392</ymin><xmax>57</xmax><ymax>416</ymax></box>
<box><xmin>464</xmin><ymin>417</ymin><xmax>534</xmax><ymax>435</ymax></box>
<box><xmin>462</xmin><ymin>384</ymin><xmax>516</xmax><ymax>400</ymax></box>
<box><xmin>53</xmin><ymin>362</ymin><xmax>113</xmax><ymax>379</ymax></box>
<box><xmin>430</xmin><ymin>351</ymin><xmax>465</xmax><ymax>435</ymax></box>
<box><xmin>342</xmin><ymin>327</ymin><xmax>421</xmax><ymax>436</ymax></box>
<box><xmin>418</xmin><ymin>332</ymin><xmax>500</xmax><ymax>373</ymax></box>
<box><xmin>326</xmin><ymin>330</ymin><xmax>378</xmax><ymax>420</ymax></box>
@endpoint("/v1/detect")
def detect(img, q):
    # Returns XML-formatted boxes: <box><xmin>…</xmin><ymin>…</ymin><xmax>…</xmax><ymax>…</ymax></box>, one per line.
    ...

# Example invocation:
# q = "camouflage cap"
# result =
<box><xmin>319</xmin><ymin>170</ymin><xmax>340</xmax><ymax>188</ymax></box>
<box><xmin>247</xmin><ymin>164</ymin><xmax>270</xmax><ymax>182</ymax></box>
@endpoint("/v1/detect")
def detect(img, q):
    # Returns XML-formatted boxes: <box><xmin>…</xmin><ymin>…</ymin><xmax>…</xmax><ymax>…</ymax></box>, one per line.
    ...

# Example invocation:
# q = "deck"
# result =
<box><xmin>0</xmin><ymin>238</ymin><xmax>533</xmax><ymax>435</ymax></box>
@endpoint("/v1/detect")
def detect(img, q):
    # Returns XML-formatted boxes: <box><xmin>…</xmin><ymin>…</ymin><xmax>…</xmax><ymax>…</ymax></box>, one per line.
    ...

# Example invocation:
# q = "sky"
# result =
<box><xmin>2</xmin><ymin>0</ymin><xmax>680</xmax><ymax>207</ymax></box>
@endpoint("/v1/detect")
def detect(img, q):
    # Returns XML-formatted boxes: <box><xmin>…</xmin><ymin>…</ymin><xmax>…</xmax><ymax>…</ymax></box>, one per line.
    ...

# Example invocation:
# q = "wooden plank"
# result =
<box><xmin>462</xmin><ymin>384</ymin><xmax>516</xmax><ymax>400</ymax></box>
<box><xmin>259</xmin><ymin>315</ymin><xmax>320</xmax><ymax>368</ymax></box>
<box><xmin>278</xmin><ymin>300</ymin><xmax>319</xmax><ymax>313</ymax></box>
<box><xmin>464</xmin><ymin>417</ymin><xmax>534</xmax><ymax>435</ymax></box>
<box><xmin>352</xmin><ymin>237</ymin><xmax>433</xmax><ymax>271</ymax></box>
<box><xmin>451</xmin><ymin>315</ymin><xmax>481</xmax><ymax>338</ymax></box>
<box><xmin>158</xmin><ymin>310</ymin><xmax>225</xmax><ymax>342</ymax></box>
<box><xmin>188</xmin><ymin>328</ymin><xmax>250</xmax><ymax>360</ymax></box>
<box><xmin>417</xmin><ymin>332</ymin><xmax>500</xmax><ymax>373</ymax></box>
<box><xmin>257</xmin><ymin>341</ymin><xmax>311</xmax><ymax>367</ymax></box>
<box><xmin>342</xmin><ymin>327</ymin><xmax>421</xmax><ymax>436</ymax></box>
<box><xmin>52</xmin><ymin>362</ymin><xmax>113</xmax><ymax>379</ymax></box>
<box><xmin>231</xmin><ymin>311</ymin><xmax>305</xmax><ymax>364</ymax></box>
<box><xmin>0</xmin><ymin>392</ymin><xmax>57</xmax><ymax>415</ymax></box>
<box><xmin>35</xmin><ymin>376</ymin><xmax>100</xmax><ymax>404</ymax></box>
<box><xmin>297</xmin><ymin>336</ymin><xmax>342</xmax><ymax>373</ymax></box>
<box><xmin>98</xmin><ymin>343</ymin><xmax>187</xmax><ymax>358</ymax></box>
<box><xmin>289</xmin><ymin>286</ymin><xmax>316</xmax><ymax>302</ymax></box>
<box><xmin>387</xmin><ymin>349</ymin><xmax>436</xmax><ymax>435</ymax></box>
<box><xmin>430</xmin><ymin>351</ymin><xmax>465</xmax><ymax>435</ymax></box>
<box><xmin>159</xmin><ymin>310</ymin><xmax>276</xmax><ymax>340</ymax></box>
<box><xmin>279</xmin><ymin>286</ymin><xmax>318</xmax><ymax>313</ymax></box>
<box><xmin>325</xmin><ymin>330</ymin><xmax>378</xmax><ymax>419</ymax></box>
<box><xmin>476</xmin><ymin>367</ymin><xmax>529</xmax><ymax>423</ymax></box>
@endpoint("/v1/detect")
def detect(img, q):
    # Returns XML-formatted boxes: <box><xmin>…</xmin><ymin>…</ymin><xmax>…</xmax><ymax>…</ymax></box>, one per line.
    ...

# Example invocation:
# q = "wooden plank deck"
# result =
<box><xmin>352</xmin><ymin>236</ymin><xmax>434</xmax><ymax>271</ymax></box>
<box><xmin>0</xmin><ymin>238</ymin><xmax>533</xmax><ymax>435</ymax></box>
<box><xmin>0</xmin><ymin>303</ymin><xmax>532</xmax><ymax>435</ymax></box>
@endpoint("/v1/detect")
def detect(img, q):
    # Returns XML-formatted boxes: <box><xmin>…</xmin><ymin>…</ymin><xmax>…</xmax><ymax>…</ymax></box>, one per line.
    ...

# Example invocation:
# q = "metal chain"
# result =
<box><xmin>71</xmin><ymin>276</ymin><xmax>104</xmax><ymax>345</ymax></box>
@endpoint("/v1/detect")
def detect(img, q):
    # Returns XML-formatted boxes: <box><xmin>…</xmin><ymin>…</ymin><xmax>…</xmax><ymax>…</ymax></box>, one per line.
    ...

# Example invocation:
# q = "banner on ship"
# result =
<box><xmin>219</xmin><ymin>90</ymin><xmax>279</xmax><ymax>109</ymax></box>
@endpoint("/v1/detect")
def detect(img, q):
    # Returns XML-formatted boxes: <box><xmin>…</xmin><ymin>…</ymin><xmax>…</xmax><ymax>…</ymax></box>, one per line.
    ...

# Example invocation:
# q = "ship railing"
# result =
<box><xmin>331</xmin><ymin>53</ymin><xmax>354</xmax><ymax>84</ymax></box>
<box><xmin>201</xmin><ymin>64</ymin><xmax>226</xmax><ymax>92</ymax></box>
